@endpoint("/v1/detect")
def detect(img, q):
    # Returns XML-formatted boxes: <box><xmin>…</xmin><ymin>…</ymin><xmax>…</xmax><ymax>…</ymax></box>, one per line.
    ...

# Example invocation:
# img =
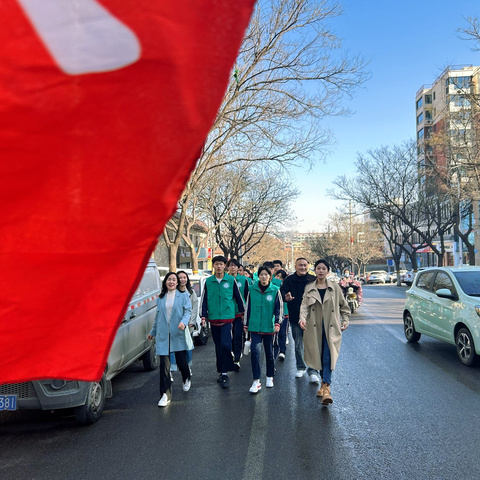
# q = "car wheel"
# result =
<box><xmin>405</xmin><ymin>282</ymin><xmax>412</xmax><ymax>287</ymax></box>
<box><xmin>456</xmin><ymin>328</ymin><xmax>477</xmax><ymax>366</ymax></box>
<box><xmin>142</xmin><ymin>340</ymin><xmax>158</xmax><ymax>371</ymax></box>
<box><xmin>74</xmin><ymin>375</ymin><xmax>106</xmax><ymax>424</ymax></box>
<box><xmin>404</xmin><ymin>312</ymin><xmax>421</xmax><ymax>343</ymax></box>
<box><xmin>194</xmin><ymin>325</ymin><xmax>209</xmax><ymax>346</ymax></box>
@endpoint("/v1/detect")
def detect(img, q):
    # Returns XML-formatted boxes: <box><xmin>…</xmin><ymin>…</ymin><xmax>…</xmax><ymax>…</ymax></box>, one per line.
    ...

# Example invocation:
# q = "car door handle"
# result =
<box><xmin>129</xmin><ymin>312</ymin><xmax>136</xmax><ymax>319</ymax></box>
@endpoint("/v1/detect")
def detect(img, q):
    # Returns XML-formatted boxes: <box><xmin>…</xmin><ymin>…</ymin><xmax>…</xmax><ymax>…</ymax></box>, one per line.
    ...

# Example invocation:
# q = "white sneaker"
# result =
<box><xmin>309</xmin><ymin>373</ymin><xmax>320</xmax><ymax>384</ymax></box>
<box><xmin>157</xmin><ymin>394</ymin><xmax>170</xmax><ymax>407</ymax></box>
<box><xmin>249</xmin><ymin>380</ymin><xmax>261</xmax><ymax>393</ymax></box>
<box><xmin>266</xmin><ymin>377</ymin><xmax>274</xmax><ymax>388</ymax></box>
<box><xmin>295</xmin><ymin>369</ymin><xmax>306</xmax><ymax>378</ymax></box>
<box><xmin>278</xmin><ymin>353</ymin><xmax>285</xmax><ymax>360</ymax></box>
<box><xmin>183</xmin><ymin>379</ymin><xmax>191</xmax><ymax>392</ymax></box>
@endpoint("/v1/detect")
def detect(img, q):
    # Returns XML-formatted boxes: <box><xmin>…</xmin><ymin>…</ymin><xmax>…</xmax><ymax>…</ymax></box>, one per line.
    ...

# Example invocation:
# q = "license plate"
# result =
<box><xmin>0</xmin><ymin>395</ymin><xmax>17</xmax><ymax>411</ymax></box>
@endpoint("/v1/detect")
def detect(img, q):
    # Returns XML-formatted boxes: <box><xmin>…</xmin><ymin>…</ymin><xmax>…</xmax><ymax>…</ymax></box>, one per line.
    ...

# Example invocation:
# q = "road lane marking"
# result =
<box><xmin>242</xmin><ymin>396</ymin><xmax>268</xmax><ymax>480</ymax></box>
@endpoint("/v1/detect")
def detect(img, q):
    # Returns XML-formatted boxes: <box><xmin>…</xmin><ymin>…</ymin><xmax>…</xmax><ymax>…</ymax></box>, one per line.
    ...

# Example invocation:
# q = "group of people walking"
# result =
<box><xmin>148</xmin><ymin>256</ymin><xmax>350</xmax><ymax>407</ymax></box>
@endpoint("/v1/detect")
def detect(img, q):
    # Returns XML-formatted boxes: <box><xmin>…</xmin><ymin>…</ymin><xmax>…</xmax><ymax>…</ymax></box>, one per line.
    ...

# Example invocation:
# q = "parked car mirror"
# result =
<box><xmin>436</xmin><ymin>288</ymin><xmax>458</xmax><ymax>301</ymax></box>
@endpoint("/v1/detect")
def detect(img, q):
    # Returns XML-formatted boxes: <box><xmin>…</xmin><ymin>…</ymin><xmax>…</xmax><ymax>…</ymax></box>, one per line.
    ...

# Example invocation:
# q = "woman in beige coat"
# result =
<box><xmin>299</xmin><ymin>259</ymin><xmax>350</xmax><ymax>404</ymax></box>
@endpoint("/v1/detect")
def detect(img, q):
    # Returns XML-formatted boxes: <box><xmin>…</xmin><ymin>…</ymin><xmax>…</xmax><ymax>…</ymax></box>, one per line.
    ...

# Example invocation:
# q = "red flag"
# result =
<box><xmin>0</xmin><ymin>0</ymin><xmax>255</xmax><ymax>383</ymax></box>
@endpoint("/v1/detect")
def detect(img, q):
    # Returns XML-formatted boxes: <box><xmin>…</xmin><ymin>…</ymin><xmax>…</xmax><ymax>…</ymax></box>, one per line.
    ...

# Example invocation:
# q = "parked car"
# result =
<box><xmin>403</xmin><ymin>266</ymin><xmax>480</xmax><ymax>366</ymax></box>
<box><xmin>403</xmin><ymin>267</ymin><xmax>428</xmax><ymax>286</ymax></box>
<box><xmin>400</xmin><ymin>270</ymin><xmax>409</xmax><ymax>284</ymax></box>
<box><xmin>389</xmin><ymin>269</ymin><xmax>407</xmax><ymax>283</ymax></box>
<box><xmin>367</xmin><ymin>270</ymin><xmax>388</xmax><ymax>284</ymax></box>
<box><xmin>0</xmin><ymin>259</ymin><xmax>161</xmax><ymax>424</ymax></box>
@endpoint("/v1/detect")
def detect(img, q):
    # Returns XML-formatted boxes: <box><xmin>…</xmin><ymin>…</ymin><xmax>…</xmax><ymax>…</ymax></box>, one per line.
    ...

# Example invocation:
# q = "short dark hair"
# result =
<box><xmin>263</xmin><ymin>261</ymin><xmax>275</xmax><ymax>269</ymax></box>
<box><xmin>314</xmin><ymin>259</ymin><xmax>331</xmax><ymax>271</ymax></box>
<box><xmin>273</xmin><ymin>260</ymin><xmax>283</xmax><ymax>267</ymax></box>
<box><xmin>257</xmin><ymin>265</ymin><xmax>272</xmax><ymax>278</ymax></box>
<box><xmin>212</xmin><ymin>255</ymin><xmax>227</xmax><ymax>265</ymax></box>
<box><xmin>226</xmin><ymin>258</ymin><xmax>240</xmax><ymax>268</ymax></box>
<box><xmin>295</xmin><ymin>257</ymin><xmax>308</xmax><ymax>264</ymax></box>
<box><xmin>275</xmin><ymin>269</ymin><xmax>287</xmax><ymax>280</ymax></box>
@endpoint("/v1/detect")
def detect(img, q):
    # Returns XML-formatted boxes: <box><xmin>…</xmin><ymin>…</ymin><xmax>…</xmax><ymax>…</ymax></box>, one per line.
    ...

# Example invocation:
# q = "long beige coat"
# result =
<box><xmin>299</xmin><ymin>279</ymin><xmax>350</xmax><ymax>371</ymax></box>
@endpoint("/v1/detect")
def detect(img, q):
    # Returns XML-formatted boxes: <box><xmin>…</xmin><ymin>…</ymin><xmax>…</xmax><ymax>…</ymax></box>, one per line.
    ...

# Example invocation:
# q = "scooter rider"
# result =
<box><xmin>338</xmin><ymin>271</ymin><xmax>363</xmax><ymax>306</ymax></box>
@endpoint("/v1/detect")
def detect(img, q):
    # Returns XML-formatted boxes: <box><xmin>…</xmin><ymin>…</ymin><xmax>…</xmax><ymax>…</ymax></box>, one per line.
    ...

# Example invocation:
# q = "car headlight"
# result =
<box><xmin>476</xmin><ymin>306</ymin><xmax>480</xmax><ymax>318</ymax></box>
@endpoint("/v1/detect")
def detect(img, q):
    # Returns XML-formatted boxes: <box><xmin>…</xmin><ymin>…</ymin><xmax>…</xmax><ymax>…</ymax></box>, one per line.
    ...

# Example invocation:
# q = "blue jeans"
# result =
<box><xmin>320</xmin><ymin>323</ymin><xmax>332</xmax><ymax>384</ymax></box>
<box><xmin>274</xmin><ymin>316</ymin><xmax>289</xmax><ymax>359</ymax></box>
<box><xmin>290</xmin><ymin>321</ymin><xmax>318</xmax><ymax>376</ymax></box>
<box><xmin>250</xmin><ymin>333</ymin><xmax>275</xmax><ymax>379</ymax></box>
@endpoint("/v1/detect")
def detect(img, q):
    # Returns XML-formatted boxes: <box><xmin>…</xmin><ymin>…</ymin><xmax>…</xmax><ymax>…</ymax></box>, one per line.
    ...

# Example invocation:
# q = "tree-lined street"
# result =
<box><xmin>3</xmin><ymin>284</ymin><xmax>480</xmax><ymax>480</ymax></box>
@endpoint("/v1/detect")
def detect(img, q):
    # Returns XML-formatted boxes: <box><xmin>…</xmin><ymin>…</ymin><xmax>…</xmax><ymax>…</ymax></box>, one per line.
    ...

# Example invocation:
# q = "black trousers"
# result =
<box><xmin>211</xmin><ymin>323</ymin><xmax>235</xmax><ymax>373</ymax></box>
<box><xmin>159</xmin><ymin>350</ymin><xmax>190</xmax><ymax>399</ymax></box>
<box><xmin>232</xmin><ymin>317</ymin><xmax>244</xmax><ymax>362</ymax></box>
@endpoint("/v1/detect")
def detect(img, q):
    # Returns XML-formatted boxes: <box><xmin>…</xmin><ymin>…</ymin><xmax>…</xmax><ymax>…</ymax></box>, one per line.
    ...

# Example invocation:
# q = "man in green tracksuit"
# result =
<box><xmin>227</xmin><ymin>258</ymin><xmax>250</xmax><ymax>370</ymax></box>
<box><xmin>201</xmin><ymin>256</ymin><xmax>245</xmax><ymax>389</ymax></box>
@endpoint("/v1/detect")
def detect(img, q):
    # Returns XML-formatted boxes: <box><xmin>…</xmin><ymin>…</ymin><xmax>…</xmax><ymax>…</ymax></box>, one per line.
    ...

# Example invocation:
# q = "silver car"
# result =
<box><xmin>0</xmin><ymin>259</ymin><xmax>161</xmax><ymax>424</ymax></box>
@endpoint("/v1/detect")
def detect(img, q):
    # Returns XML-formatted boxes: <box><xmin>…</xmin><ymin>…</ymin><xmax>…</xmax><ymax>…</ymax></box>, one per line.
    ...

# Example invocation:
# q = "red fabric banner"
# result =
<box><xmin>0</xmin><ymin>0</ymin><xmax>255</xmax><ymax>383</ymax></box>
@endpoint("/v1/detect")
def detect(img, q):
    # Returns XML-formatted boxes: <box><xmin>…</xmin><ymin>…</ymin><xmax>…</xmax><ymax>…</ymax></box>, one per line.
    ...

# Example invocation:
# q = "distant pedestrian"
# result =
<box><xmin>273</xmin><ymin>269</ymin><xmax>289</xmax><ymax>361</ymax></box>
<box><xmin>201</xmin><ymin>256</ymin><xmax>245</xmax><ymax>388</ymax></box>
<box><xmin>299</xmin><ymin>259</ymin><xmax>349</xmax><ymax>404</ymax></box>
<box><xmin>244</xmin><ymin>266</ymin><xmax>281</xmax><ymax>393</ymax></box>
<box><xmin>243</xmin><ymin>268</ymin><xmax>253</xmax><ymax>284</ymax></box>
<box><xmin>148</xmin><ymin>272</ymin><xmax>192</xmax><ymax>407</ymax></box>
<box><xmin>272</xmin><ymin>260</ymin><xmax>284</xmax><ymax>276</ymax></box>
<box><xmin>227</xmin><ymin>258</ymin><xmax>250</xmax><ymax>370</ymax></box>
<box><xmin>280</xmin><ymin>258</ymin><xmax>319</xmax><ymax>382</ymax></box>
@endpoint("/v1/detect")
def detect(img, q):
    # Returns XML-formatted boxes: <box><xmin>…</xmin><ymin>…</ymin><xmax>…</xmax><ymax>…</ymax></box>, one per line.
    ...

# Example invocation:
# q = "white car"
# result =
<box><xmin>403</xmin><ymin>266</ymin><xmax>480</xmax><ymax>365</ymax></box>
<box><xmin>404</xmin><ymin>267</ymin><xmax>428</xmax><ymax>286</ymax></box>
<box><xmin>367</xmin><ymin>270</ymin><xmax>388</xmax><ymax>284</ymax></box>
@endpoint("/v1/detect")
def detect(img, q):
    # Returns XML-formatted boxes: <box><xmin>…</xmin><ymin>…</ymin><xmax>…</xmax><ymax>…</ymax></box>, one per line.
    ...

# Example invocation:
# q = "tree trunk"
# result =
<box><xmin>190</xmin><ymin>245</ymin><xmax>199</xmax><ymax>274</ymax></box>
<box><xmin>168</xmin><ymin>244</ymin><xmax>178</xmax><ymax>272</ymax></box>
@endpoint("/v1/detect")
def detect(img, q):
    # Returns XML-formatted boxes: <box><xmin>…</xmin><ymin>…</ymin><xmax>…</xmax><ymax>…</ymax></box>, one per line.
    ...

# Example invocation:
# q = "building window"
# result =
<box><xmin>425</xmin><ymin>94</ymin><xmax>432</xmax><ymax>104</ymax></box>
<box><xmin>417</xmin><ymin>112</ymin><xmax>424</xmax><ymax>125</ymax></box>
<box><xmin>433</xmin><ymin>91</ymin><xmax>436</xmax><ymax>100</ymax></box>
<box><xmin>416</xmin><ymin>97</ymin><xmax>423</xmax><ymax>109</ymax></box>
<box><xmin>448</xmin><ymin>95</ymin><xmax>470</xmax><ymax>107</ymax></box>
<box><xmin>446</xmin><ymin>76</ymin><xmax>472</xmax><ymax>90</ymax></box>
<box><xmin>425</xmin><ymin>126</ymin><xmax>433</xmax><ymax>139</ymax></box>
<box><xmin>417</xmin><ymin>128</ymin><xmax>424</xmax><ymax>140</ymax></box>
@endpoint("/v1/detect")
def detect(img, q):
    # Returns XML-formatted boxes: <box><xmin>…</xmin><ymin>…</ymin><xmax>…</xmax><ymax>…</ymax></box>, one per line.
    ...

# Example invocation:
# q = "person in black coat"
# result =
<box><xmin>280</xmin><ymin>258</ymin><xmax>319</xmax><ymax>382</ymax></box>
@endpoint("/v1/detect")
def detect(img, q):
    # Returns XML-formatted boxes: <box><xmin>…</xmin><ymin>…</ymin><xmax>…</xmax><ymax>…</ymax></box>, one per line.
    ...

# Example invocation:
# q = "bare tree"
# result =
<box><xmin>163</xmin><ymin>0</ymin><xmax>369</xmax><ymax>269</ymax></box>
<box><xmin>331</xmin><ymin>141</ymin><xmax>457</xmax><ymax>268</ymax></box>
<box><xmin>212</xmin><ymin>166</ymin><xmax>298</xmax><ymax>259</ymax></box>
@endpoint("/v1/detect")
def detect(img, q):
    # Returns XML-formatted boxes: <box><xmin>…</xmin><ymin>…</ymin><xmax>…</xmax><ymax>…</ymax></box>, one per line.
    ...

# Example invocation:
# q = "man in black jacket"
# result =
<box><xmin>280</xmin><ymin>257</ymin><xmax>319</xmax><ymax>382</ymax></box>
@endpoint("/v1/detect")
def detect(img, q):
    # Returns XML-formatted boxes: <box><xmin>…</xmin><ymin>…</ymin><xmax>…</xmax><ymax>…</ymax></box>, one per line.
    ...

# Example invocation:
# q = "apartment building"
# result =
<box><xmin>415</xmin><ymin>65</ymin><xmax>480</xmax><ymax>266</ymax></box>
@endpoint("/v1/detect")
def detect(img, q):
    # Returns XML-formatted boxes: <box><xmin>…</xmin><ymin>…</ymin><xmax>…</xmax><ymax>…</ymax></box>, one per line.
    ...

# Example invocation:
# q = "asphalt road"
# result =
<box><xmin>2</xmin><ymin>284</ymin><xmax>480</xmax><ymax>480</ymax></box>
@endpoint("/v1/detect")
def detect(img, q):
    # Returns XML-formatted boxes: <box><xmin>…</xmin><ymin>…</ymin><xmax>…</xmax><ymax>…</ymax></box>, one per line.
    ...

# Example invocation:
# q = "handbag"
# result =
<box><xmin>184</xmin><ymin>325</ymin><xmax>194</xmax><ymax>351</ymax></box>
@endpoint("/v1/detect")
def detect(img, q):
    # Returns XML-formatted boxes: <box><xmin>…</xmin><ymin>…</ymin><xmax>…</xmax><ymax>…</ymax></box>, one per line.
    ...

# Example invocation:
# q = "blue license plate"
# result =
<box><xmin>0</xmin><ymin>395</ymin><xmax>17</xmax><ymax>411</ymax></box>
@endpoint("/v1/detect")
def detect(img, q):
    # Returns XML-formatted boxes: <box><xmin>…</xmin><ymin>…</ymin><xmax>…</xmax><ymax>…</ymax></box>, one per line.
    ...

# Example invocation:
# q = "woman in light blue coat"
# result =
<box><xmin>148</xmin><ymin>272</ymin><xmax>192</xmax><ymax>407</ymax></box>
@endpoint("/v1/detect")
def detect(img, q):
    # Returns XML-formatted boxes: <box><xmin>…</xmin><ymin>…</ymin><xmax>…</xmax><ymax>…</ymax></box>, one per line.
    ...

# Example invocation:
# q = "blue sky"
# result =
<box><xmin>290</xmin><ymin>0</ymin><xmax>480</xmax><ymax>231</ymax></box>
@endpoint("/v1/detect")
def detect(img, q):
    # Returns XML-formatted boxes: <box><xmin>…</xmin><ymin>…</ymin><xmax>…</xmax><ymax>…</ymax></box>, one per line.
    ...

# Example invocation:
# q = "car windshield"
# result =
<box><xmin>453</xmin><ymin>271</ymin><xmax>480</xmax><ymax>297</ymax></box>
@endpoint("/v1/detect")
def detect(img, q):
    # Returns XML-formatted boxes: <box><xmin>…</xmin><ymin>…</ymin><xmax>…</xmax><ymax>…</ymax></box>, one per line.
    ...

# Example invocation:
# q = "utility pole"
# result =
<box><xmin>349</xmin><ymin>200</ymin><xmax>354</xmax><ymax>274</ymax></box>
